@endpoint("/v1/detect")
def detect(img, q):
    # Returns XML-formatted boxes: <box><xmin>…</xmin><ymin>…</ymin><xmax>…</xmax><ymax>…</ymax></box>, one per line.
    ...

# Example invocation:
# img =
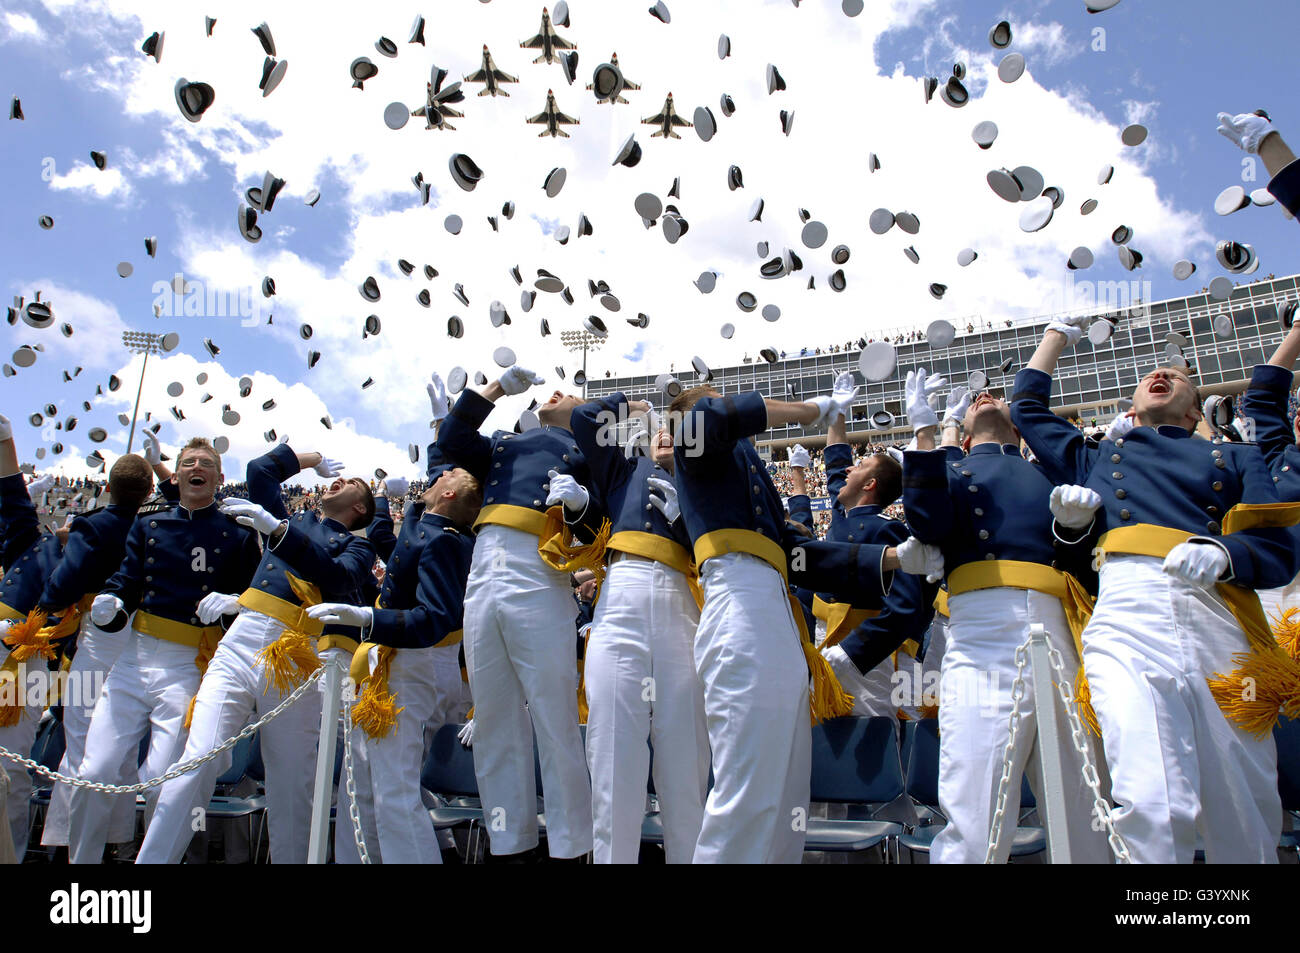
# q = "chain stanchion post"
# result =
<box><xmin>307</xmin><ymin>652</ymin><xmax>347</xmax><ymax>864</ymax></box>
<box><xmin>1025</xmin><ymin>624</ymin><xmax>1073</xmax><ymax>864</ymax></box>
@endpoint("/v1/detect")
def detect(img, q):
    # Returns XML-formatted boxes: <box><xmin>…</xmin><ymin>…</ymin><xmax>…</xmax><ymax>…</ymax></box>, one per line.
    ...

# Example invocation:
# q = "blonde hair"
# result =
<box><xmin>177</xmin><ymin>437</ymin><xmax>221</xmax><ymax>471</ymax></box>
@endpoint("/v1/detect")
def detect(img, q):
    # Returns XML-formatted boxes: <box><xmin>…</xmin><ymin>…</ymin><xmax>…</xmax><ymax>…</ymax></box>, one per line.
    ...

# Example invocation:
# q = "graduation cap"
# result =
<box><xmin>417</xmin><ymin>289</ymin><xmax>431</xmax><ymax>307</ymax></box>
<box><xmin>260</xmin><ymin>58</ymin><xmax>288</xmax><ymax>98</ymax></box>
<box><xmin>449</xmin><ymin>153</ymin><xmax>485</xmax><ymax>192</ymax></box>
<box><xmin>237</xmin><ymin>204</ymin><xmax>262</xmax><ymax>242</ymax></box>
<box><xmin>1173</xmin><ymin>260</ymin><xmax>1196</xmax><ymax>281</ymax></box>
<box><xmin>503</xmin><ymin>201</ymin><xmax>516</xmax><ymax>219</ymax></box>
<box><xmin>635</xmin><ymin>192</ymin><xmax>663</xmax><ymax>220</ymax></box>
<box><xmin>718</xmin><ymin>34</ymin><xmax>731</xmax><ymax>59</ymax></box>
<box><xmin>9</xmin><ymin>97</ymin><xmax>23</xmax><ymax>120</ymax></box>
<box><xmin>1208</xmin><ymin>276</ymin><xmax>1234</xmax><ymax>301</ymax></box>
<box><xmin>409</xmin><ymin>14</ymin><xmax>426</xmax><ymax>45</ymax></box>
<box><xmin>939</xmin><ymin>76</ymin><xmax>968</xmax><ymax>107</ymax></box>
<box><xmin>972</xmin><ymin>121</ymin><xmax>998</xmax><ymax>149</ymax></box>
<box><xmin>829</xmin><ymin>269</ymin><xmax>847</xmax><ymax>292</ymax></box>
<box><xmin>766</xmin><ymin>64</ymin><xmax>786</xmax><ymax>94</ymax></box>
<box><xmin>997</xmin><ymin>52</ymin><xmax>1025</xmax><ymax>83</ymax></box>
<box><xmin>989</xmin><ymin>20</ymin><xmax>1013</xmax><ymax>48</ymax></box>
<box><xmin>728</xmin><ymin>165</ymin><xmax>744</xmax><ymax>190</ymax></box>
<box><xmin>307</xmin><ymin>350</ymin><xmax>321</xmax><ymax>369</ymax></box>
<box><xmin>447</xmin><ymin>316</ymin><xmax>464</xmax><ymax>338</ymax></box>
<box><xmin>694</xmin><ymin>107</ymin><xmax>717</xmax><ymax>142</ymax></box>
<box><xmin>1068</xmin><ymin>246</ymin><xmax>1095</xmax><ymax>270</ymax></box>
<box><xmin>720</xmin><ymin>93</ymin><xmax>736</xmax><ymax>117</ymax></box>
<box><xmin>1019</xmin><ymin>196</ymin><xmax>1054</xmax><ymax>232</ymax></box>
<box><xmin>649</xmin><ymin>1</ymin><xmax>671</xmax><ymax>22</ymax></box>
<box><xmin>554</xmin><ymin>1</ymin><xmax>571</xmax><ymax>26</ymax></box>
<box><xmin>454</xmin><ymin>283</ymin><xmax>470</xmax><ymax>306</ymax></box>
<box><xmin>628</xmin><ymin>313</ymin><xmax>650</xmax><ymax>329</ymax></box>
<box><xmin>425</xmin><ymin>264</ymin><xmax>438</xmax><ymax>280</ymax></box>
<box><xmin>174</xmin><ymin>78</ymin><xmax>214</xmax><ymax>122</ymax></box>
<box><xmin>445</xmin><ymin>214</ymin><xmax>463</xmax><ymax>235</ymax></box>
<box><xmin>359</xmin><ymin>276</ymin><xmax>381</xmax><ymax>301</ymax></box>
<box><xmin>544</xmin><ymin>167</ymin><xmax>567</xmax><ymax>198</ymax></box>
<box><xmin>206</xmin><ymin>17</ymin><xmax>217</xmax><ymax>37</ymax></box>
<box><xmin>1215</xmin><ymin>186</ymin><xmax>1249</xmax><ymax>216</ymax></box>
<box><xmin>843</xmin><ymin>0</ymin><xmax>865</xmax><ymax>14</ymax></box>
<box><xmin>895</xmin><ymin>211</ymin><xmax>920</xmax><ymax>234</ymax></box>
<box><xmin>780</xmin><ymin>110</ymin><xmax>795</xmax><ymax>136</ymax></box>
<box><xmin>1117</xmin><ymin>246</ymin><xmax>1144</xmax><ymax>272</ymax></box>
<box><xmin>304</xmin><ymin>188</ymin><xmax>321</xmax><ymax>207</ymax></box>
<box><xmin>375</xmin><ymin>36</ymin><xmax>398</xmax><ymax>57</ymax></box>
<box><xmin>261</xmin><ymin>276</ymin><xmax>276</xmax><ymax>297</ymax></box>
<box><xmin>1121</xmin><ymin>124</ymin><xmax>1148</xmax><ymax>147</ymax></box>
<box><xmin>363</xmin><ymin>315</ymin><xmax>382</xmax><ymax>338</ymax></box>
<box><xmin>1081</xmin><ymin>198</ymin><xmax>1099</xmax><ymax>215</ymax></box>
<box><xmin>142</xmin><ymin>31</ymin><xmax>164</xmax><ymax>63</ymax></box>
<box><xmin>383</xmin><ymin>101</ymin><xmax>409</xmax><ymax>130</ymax></box>
<box><xmin>736</xmin><ymin>292</ymin><xmax>757</xmax><ymax>313</ymax></box>
<box><xmin>350</xmin><ymin>58</ymin><xmax>379</xmax><ymax>89</ymax></box>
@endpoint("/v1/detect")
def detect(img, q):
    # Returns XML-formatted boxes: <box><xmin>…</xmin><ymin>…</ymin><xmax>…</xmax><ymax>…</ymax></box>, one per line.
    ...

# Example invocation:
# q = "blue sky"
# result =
<box><xmin>2</xmin><ymin>0</ymin><xmax>1297</xmax><ymax>482</ymax></box>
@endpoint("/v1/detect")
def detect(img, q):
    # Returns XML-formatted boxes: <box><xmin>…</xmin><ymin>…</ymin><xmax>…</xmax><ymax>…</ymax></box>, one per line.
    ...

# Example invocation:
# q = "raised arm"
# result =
<box><xmin>0</xmin><ymin>473</ymin><xmax>41</xmax><ymax>570</ymax></box>
<box><xmin>901</xmin><ymin>449</ymin><xmax>957</xmax><ymax>545</ymax></box>
<box><xmin>38</xmin><ymin>515</ymin><xmax>100</xmax><ymax>612</ymax></box>
<box><xmin>366</xmin><ymin>495</ymin><xmax>398</xmax><ymax>563</ymax></box>
<box><xmin>245</xmin><ymin>443</ymin><xmax>299</xmax><ymax>521</ymax></box>
<box><xmin>1009</xmin><ymin>367</ymin><xmax>1095</xmax><ymax>486</ymax></box>
<box><xmin>267</xmin><ymin>522</ymin><xmax>377</xmax><ymax>596</ymax></box>
<box><xmin>571</xmin><ymin>391</ymin><xmax>642</xmax><ymax>500</ymax></box>
<box><xmin>369</xmin><ymin>532</ymin><xmax>471</xmax><ymax>649</ymax></box>
<box><xmin>1241</xmin><ymin>364</ymin><xmax>1295</xmax><ymax>467</ymax></box>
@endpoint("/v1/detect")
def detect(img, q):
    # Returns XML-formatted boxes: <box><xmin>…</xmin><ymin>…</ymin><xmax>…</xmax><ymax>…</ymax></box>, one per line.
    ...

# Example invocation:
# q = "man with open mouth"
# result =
<box><xmin>135</xmin><ymin>442</ymin><xmax>375</xmax><ymax>864</ymax></box>
<box><xmin>1012</xmin><ymin>314</ymin><xmax>1300</xmax><ymax>863</ymax></box>
<box><xmin>71</xmin><ymin>437</ymin><xmax>262</xmax><ymax>864</ymax></box>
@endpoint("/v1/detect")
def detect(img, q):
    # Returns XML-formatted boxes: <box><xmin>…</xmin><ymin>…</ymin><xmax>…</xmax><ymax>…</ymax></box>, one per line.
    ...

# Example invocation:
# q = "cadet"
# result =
<box><xmin>903</xmin><ymin>370</ymin><xmax>1110</xmax><ymax>864</ymax></box>
<box><xmin>816</xmin><ymin>375</ymin><xmax>946</xmax><ymax>722</ymax></box>
<box><xmin>1240</xmin><ymin>318</ymin><xmax>1300</xmax><ymax>619</ymax></box>
<box><xmin>71</xmin><ymin>438</ymin><xmax>261</xmax><ymax>864</ymax></box>
<box><xmin>136</xmin><ymin>444</ymin><xmax>375</xmax><ymax>864</ymax></box>
<box><xmin>570</xmin><ymin>392</ymin><xmax>708</xmax><ymax>864</ymax></box>
<box><xmin>309</xmin><ymin>464</ymin><xmax>481</xmax><ymax>863</ymax></box>
<box><xmin>1012</xmin><ymin>315</ymin><xmax>1300</xmax><ymax>863</ymax></box>
<box><xmin>437</xmin><ymin>365</ymin><xmax>605</xmax><ymax>861</ymax></box>
<box><xmin>668</xmin><ymin>379</ymin><xmax>859</xmax><ymax>863</ymax></box>
<box><xmin>0</xmin><ymin>415</ymin><xmax>74</xmax><ymax>857</ymax></box>
<box><xmin>37</xmin><ymin>449</ymin><xmax>155</xmax><ymax>854</ymax></box>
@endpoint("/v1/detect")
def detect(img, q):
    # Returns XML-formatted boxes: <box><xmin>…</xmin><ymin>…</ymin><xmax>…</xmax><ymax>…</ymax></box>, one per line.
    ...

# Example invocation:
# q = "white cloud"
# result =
<box><xmin>48</xmin><ymin>161</ymin><xmax>131</xmax><ymax>200</ymax></box>
<box><xmin>1</xmin><ymin>11</ymin><xmax>41</xmax><ymax>40</ymax></box>
<box><xmin>1014</xmin><ymin>22</ymin><xmax>1080</xmax><ymax>68</ymax></box>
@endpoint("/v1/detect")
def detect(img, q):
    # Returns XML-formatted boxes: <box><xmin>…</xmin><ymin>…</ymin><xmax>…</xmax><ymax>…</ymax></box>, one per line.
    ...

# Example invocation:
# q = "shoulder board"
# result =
<box><xmin>441</xmin><ymin>525</ymin><xmax>461</xmax><ymax>535</ymax></box>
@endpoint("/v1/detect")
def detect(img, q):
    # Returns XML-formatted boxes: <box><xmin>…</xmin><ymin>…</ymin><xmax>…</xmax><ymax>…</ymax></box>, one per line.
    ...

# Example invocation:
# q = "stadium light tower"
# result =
<box><xmin>121</xmin><ymin>331</ymin><xmax>163</xmax><ymax>453</ymax></box>
<box><xmin>560</xmin><ymin>329</ymin><xmax>603</xmax><ymax>399</ymax></box>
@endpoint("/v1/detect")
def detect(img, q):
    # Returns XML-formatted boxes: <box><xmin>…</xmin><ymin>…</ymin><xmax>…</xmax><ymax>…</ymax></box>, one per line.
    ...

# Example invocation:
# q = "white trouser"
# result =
<box><xmin>69</xmin><ymin>629</ymin><xmax>199</xmax><ymax>864</ymax></box>
<box><xmin>427</xmin><ymin>643</ymin><xmax>470</xmax><ymax>736</ymax></box>
<box><xmin>692</xmin><ymin>552</ymin><xmax>810</xmax><ymax>864</ymax></box>
<box><xmin>463</xmin><ymin>525</ymin><xmax>592</xmax><ymax>858</ymax></box>
<box><xmin>1085</xmin><ymin>556</ymin><xmax>1282</xmax><ymax>863</ymax></box>
<box><xmin>136</xmin><ymin>610</ymin><xmax>322</xmax><ymax>864</ymax></box>
<box><xmin>585</xmin><ymin>553</ymin><xmax>707</xmax><ymax>864</ymax></box>
<box><xmin>0</xmin><ymin>707</ymin><xmax>39</xmax><ymax>859</ymax></box>
<box><xmin>336</xmin><ymin>645</ymin><xmax>443</xmax><ymax>864</ymax></box>
<box><xmin>43</xmin><ymin>616</ymin><xmax>136</xmax><ymax>847</ymax></box>
<box><xmin>931</xmin><ymin>587</ymin><xmax>1111</xmax><ymax>864</ymax></box>
<box><xmin>1256</xmin><ymin>569</ymin><xmax>1300</xmax><ymax>625</ymax></box>
<box><xmin>0</xmin><ymin>763</ymin><xmax>16</xmax><ymax>863</ymax></box>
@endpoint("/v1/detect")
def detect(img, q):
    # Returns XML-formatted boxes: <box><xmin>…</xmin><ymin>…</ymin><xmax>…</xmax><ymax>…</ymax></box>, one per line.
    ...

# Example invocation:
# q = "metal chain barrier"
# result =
<box><xmin>341</xmin><ymin>697</ymin><xmax>371</xmax><ymax>864</ymax></box>
<box><xmin>0</xmin><ymin>666</ymin><xmax>326</xmax><ymax>793</ymax></box>
<box><xmin>985</xmin><ymin>632</ymin><xmax>1133</xmax><ymax>864</ymax></box>
<box><xmin>985</xmin><ymin>641</ymin><xmax>1029</xmax><ymax>863</ymax></box>
<box><xmin>1043</xmin><ymin>642</ymin><xmax>1132</xmax><ymax>864</ymax></box>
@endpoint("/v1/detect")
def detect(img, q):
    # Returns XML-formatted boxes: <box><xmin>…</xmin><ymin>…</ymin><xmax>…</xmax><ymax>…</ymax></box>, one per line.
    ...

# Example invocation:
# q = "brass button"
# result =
<box><xmin>494</xmin><ymin>462</ymin><xmax>501</xmax><ymax>469</ymax></box>
<box><xmin>533</xmin><ymin>499</ymin><xmax>542</xmax><ymax>507</ymax></box>
<box><xmin>754</xmin><ymin>506</ymin><xmax>762</xmax><ymax>514</ymax></box>
<box><xmin>1114</xmin><ymin>439</ymin><xmax>1124</xmax><ymax>448</ymax></box>
<box><xmin>1112</xmin><ymin>472</ymin><xmax>1123</xmax><ymax>479</ymax></box>
<box><xmin>150</xmin><ymin>521</ymin><xmax>158</xmax><ymax>528</ymax></box>
<box><xmin>962</xmin><ymin>470</ymin><xmax>972</xmax><ymax>477</ymax></box>
<box><xmin>1212</xmin><ymin>481</ymin><xmax>1223</xmax><ymax>491</ymax></box>
<box><xmin>968</xmin><ymin>485</ymin><xmax>978</xmax><ymax>493</ymax></box>
<box><xmin>1115</xmin><ymin>489</ymin><xmax>1126</xmax><ymax>499</ymax></box>
<box><xmin>490</xmin><ymin>480</ymin><xmax>498</xmax><ymax>486</ymax></box>
<box><xmin>1111</xmin><ymin>454</ymin><xmax>1121</xmax><ymax>463</ymax></box>
<box><xmin>1207</xmin><ymin>506</ymin><xmax>1219</xmax><ymax>515</ymax></box>
<box><xmin>496</xmin><ymin>446</ymin><xmax>504</xmax><ymax>453</ymax></box>
<box><xmin>1120</xmin><ymin>509</ymin><xmax>1131</xmax><ymax>520</ymax></box>
<box><xmin>486</xmin><ymin>497</ymin><xmax>495</xmax><ymax>503</ymax></box>
<box><xmin>978</xmin><ymin>529</ymin><xmax>989</xmax><ymax>540</ymax></box>
<box><xmin>646</xmin><ymin>503</ymin><xmax>653</xmax><ymax>511</ymax></box>
<box><xmin>1206</xmin><ymin>521</ymin><xmax>1221</xmax><ymax>535</ymax></box>
<box><xmin>644</xmin><ymin>522</ymin><xmax>653</xmax><ymax>530</ymax></box>
<box><xmin>1284</xmin><ymin>466</ymin><xmax>1292</xmax><ymax>473</ymax></box>
<box><xmin>750</xmin><ymin>465</ymin><xmax>757</xmax><ymax>473</ymax></box>
<box><xmin>974</xmin><ymin>507</ymin><xmax>984</xmax><ymax>516</ymax></box>
<box><xmin>1212</xmin><ymin>449</ymin><xmax>1223</xmax><ymax>458</ymax></box>
<box><xmin>752</xmin><ymin>485</ymin><xmax>760</xmax><ymax>494</ymax></box>
<box><xmin>1215</xmin><ymin>459</ymin><xmax>1226</xmax><ymax>470</ymax></box>
<box><xmin>984</xmin><ymin>553</ymin><xmax>996</xmax><ymax>560</ymax></box>
<box><xmin>562</xmin><ymin>454</ymin><xmax>570</xmax><ymax>463</ymax></box>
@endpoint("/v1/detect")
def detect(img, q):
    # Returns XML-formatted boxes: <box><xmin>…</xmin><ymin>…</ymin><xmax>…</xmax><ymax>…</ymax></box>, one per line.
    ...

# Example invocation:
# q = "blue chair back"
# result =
<box><xmin>903</xmin><ymin>718</ymin><xmax>940</xmax><ymax>806</ymax></box>
<box><xmin>421</xmin><ymin>724</ymin><xmax>481</xmax><ymax>798</ymax></box>
<box><xmin>247</xmin><ymin>730</ymin><xmax>265</xmax><ymax>784</ymax></box>
<box><xmin>28</xmin><ymin>717</ymin><xmax>65</xmax><ymax>775</ymax></box>
<box><xmin>215</xmin><ymin>733</ymin><xmax>253</xmax><ymax>787</ymax></box>
<box><xmin>810</xmin><ymin>716</ymin><xmax>904</xmax><ymax>804</ymax></box>
<box><xmin>1276</xmin><ymin>715</ymin><xmax>1300</xmax><ymax>810</ymax></box>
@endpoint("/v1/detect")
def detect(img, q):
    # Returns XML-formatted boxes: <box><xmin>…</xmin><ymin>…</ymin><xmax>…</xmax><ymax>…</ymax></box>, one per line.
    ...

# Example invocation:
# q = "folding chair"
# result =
<box><xmin>420</xmin><ymin>724</ymin><xmax>485</xmax><ymax>861</ymax></box>
<box><xmin>1276</xmin><ymin>715</ymin><xmax>1300</xmax><ymax>857</ymax></box>
<box><xmin>896</xmin><ymin>718</ymin><xmax>1045</xmax><ymax>862</ymax></box>
<box><xmin>803</xmin><ymin>716</ymin><xmax>907</xmax><ymax>860</ymax></box>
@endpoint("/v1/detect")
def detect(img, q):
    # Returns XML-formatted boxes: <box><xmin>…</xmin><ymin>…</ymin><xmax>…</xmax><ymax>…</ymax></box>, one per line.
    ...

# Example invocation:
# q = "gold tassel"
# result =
<box><xmin>352</xmin><ymin>647</ymin><xmax>404</xmax><ymax>739</ymax></box>
<box><xmin>918</xmin><ymin>704</ymin><xmax>940</xmax><ymax>721</ymax></box>
<box><xmin>576</xmin><ymin>626</ymin><xmax>592</xmax><ymax>725</ymax></box>
<box><xmin>0</xmin><ymin>610</ymin><xmax>55</xmax><ymax>726</ymax></box>
<box><xmin>1272</xmin><ymin>606</ymin><xmax>1300</xmax><ymax>663</ymax></box>
<box><xmin>183</xmin><ymin>630</ymin><xmax>218</xmax><ymax>730</ymax></box>
<box><xmin>1073</xmin><ymin>667</ymin><xmax>1102</xmax><ymax>737</ymax></box>
<box><xmin>537</xmin><ymin>508</ymin><xmax>612</xmax><ymax>582</ymax></box>
<box><xmin>1207</xmin><ymin>650</ymin><xmax>1300</xmax><ymax>740</ymax></box>
<box><xmin>801</xmin><ymin>640</ymin><xmax>855</xmax><ymax>725</ymax></box>
<box><xmin>255</xmin><ymin>627</ymin><xmax>322</xmax><ymax>697</ymax></box>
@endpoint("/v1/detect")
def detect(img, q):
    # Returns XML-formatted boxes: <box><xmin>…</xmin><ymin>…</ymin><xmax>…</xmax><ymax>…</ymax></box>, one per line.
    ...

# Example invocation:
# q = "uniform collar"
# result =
<box><xmin>175</xmin><ymin>499</ymin><xmax>218</xmax><ymax>520</ymax></box>
<box><xmin>846</xmin><ymin>503</ymin><xmax>883</xmax><ymax>519</ymax></box>
<box><xmin>320</xmin><ymin>515</ymin><xmax>350</xmax><ymax>533</ymax></box>
<box><xmin>418</xmin><ymin>511</ymin><xmax>455</xmax><ymax>530</ymax></box>
<box><xmin>968</xmin><ymin>443</ymin><xmax>1020</xmax><ymax>456</ymax></box>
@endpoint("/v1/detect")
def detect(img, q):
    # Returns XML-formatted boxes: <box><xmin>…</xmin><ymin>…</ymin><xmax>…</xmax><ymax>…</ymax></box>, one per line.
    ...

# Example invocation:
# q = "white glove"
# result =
<box><xmin>647</xmin><ymin>476</ymin><xmax>680</xmax><ymax>523</ymax></box>
<box><xmin>885</xmin><ymin>446</ymin><xmax>905</xmax><ymax>466</ymax></box>
<box><xmin>897</xmin><ymin>536</ymin><xmax>944</xmax><ymax>583</ymax></box>
<box><xmin>0</xmin><ymin>414</ymin><xmax>10</xmax><ymax>441</ymax></box>
<box><xmin>789</xmin><ymin>444</ymin><xmax>812</xmax><ymax>470</ymax></box>
<box><xmin>314</xmin><ymin>457</ymin><xmax>344</xmax><ymax>479</ymax></box>
<box><xmin>823</xmin><ymin>645</ymin><xmax>872</xmax><ymax>717</ymax></box>
<box><xmin>219</xmin><ymin>498</ymin><xmax>284</xmax><ymax>536</ymax></box>
<box><xmin>1216</xmin><ymin>111</ymin><xmax>1276</xmax><ymax>155</ymax></box>
<box><xmin>546</xmin><ymin>469</ymin><xmax>589</xmax><ymax>514</ymax></box>
<box><xmin>1046</xmin><ymin>313</ymin><xmax>1089</xmax><ymax>347</ymax></box>
<box><xmin>830</xmin><ymin>371</ymin><xmax>859</xmax><ymax>419</ymax></box>
<box><xmin>141</xmin><ymin>430</ymin><xmax>162</xmax><ymax>466</ymax></box>
<box><xmin>807</xmin><ymin>396</ymin><xmax>838</xmax><ymax>426</ymax></box>
<box><xmin>427</xmin><ymin>372</ymin><xmax>450</xmax><ymax>422</ymax></box>
<box><xmin>457</xmin><ymin>718</ymin><xmax>475</xmax><ymax>748</ymax></box>
<box><xmin>1162</xmin><ymin>541</ymin><xmax>1229</xmax><ymax>589</ymax></box>
<box><xmin>942</xmin><ymin>386</ymin><xmax>971</xmax><ymax>427</ymax></box>
<box><xmin>305</xmin><ymin>603</ymin><xmax>374</xmax><ymax>628</ymax></box>
<box><xmin>383</xmin><ymin>476</ymin><xmax>409</xmax><ymax>498</ymax></box>
<box><xmin>90</xmin><ymin>593</ymin><xmax>124</xmax><ymax>626</ymax></box>
<box><xmin>196</xmin><ymin>592</ymin><xmax>241</xmax><ymax>625</ymax></box>
<box><xmin>1049</xmin><ymin>485</ymin><xmax>1102</xmax><ymax>530</ymax></box>
<box><xmin>0</xmin><ymin>619</ymin><xmax>12</xmax><ymax>640</ymax></box>
<box><xmin>905</xmin><ymin>367</ymin><xmax>947</xmax><ymax>433</ymax></box>
<box><xmin>27</xmin><ymin>474</ymin><xmax>54</xmax><ymax>497</ymax></box>
<box><xmin>1105</xmin><ymin>412</ymin><xmax>1135</xmax><ymax>441</ymax></box>
<box><xmin>498</xmin><ymin>365</ymin><xmax>545</xmax><ymax>396</ymax></box>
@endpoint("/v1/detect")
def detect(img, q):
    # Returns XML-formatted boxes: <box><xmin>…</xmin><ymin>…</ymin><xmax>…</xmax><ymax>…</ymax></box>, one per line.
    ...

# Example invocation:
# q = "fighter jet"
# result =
<box><xmin>520</xmin><ymin>7</ymin><xmax>576</xmax><ymax>65</ymax></box>
<box><xmin>414</xmin><ymin>68</ymin><xmax>466</xmax><ymax>130</ymax></box>
<box><xmin>527</xmin><ymin>89</ymin><xmax>579</xmax><ymax>137</ymax></box>
<box><xmin>587</xmin><ymin>52</ymin><xmax>641</xmax><ymax>105</ymax></box>
<box><xmin>641</xmin><ymin>92</ymin><xmax>693</xmax><ymax>139</ymax></box>
<box><xmin>465</xmin><ymin>45</ymin><xmax>519</xmax><ymax>97</ymax></box>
